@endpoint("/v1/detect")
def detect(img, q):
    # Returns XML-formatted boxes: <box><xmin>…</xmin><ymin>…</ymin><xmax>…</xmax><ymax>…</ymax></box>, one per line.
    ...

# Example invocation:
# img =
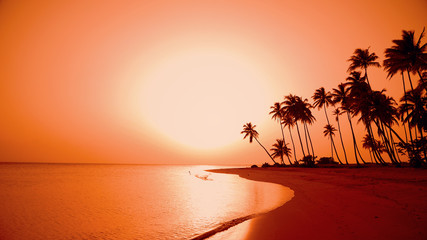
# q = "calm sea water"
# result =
<box><xmin>0</xmin><ymin>164</ymin><xmax>293</xmax><ymax>240</ymax></box>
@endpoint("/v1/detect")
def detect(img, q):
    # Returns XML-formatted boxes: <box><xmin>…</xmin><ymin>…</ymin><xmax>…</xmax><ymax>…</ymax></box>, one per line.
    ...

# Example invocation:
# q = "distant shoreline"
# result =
<box><xmin>208</xmin><ymin>167</ymin><xmax>427</xmax><ymax>240</ymax></box>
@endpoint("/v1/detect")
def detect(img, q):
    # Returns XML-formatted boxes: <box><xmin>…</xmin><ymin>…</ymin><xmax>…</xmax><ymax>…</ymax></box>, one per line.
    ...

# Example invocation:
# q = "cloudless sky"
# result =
<box><xmin>1</xmin><ymin>0</ymin><xmax>426</xmax><ymax>165</ymax></box>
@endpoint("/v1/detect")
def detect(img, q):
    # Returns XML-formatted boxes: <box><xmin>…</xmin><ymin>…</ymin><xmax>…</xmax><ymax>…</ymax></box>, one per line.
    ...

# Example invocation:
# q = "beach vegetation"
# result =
<box><xmin>243</xmin><ymin>28</ymin><xmax>426</xmax><ymax>168</ymax></box>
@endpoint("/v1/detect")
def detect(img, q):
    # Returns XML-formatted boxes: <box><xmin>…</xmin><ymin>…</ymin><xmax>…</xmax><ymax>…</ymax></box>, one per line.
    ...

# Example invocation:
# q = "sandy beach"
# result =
<box><xmin>209</xmin><ymin>167</ymin><xmax>427</xmax><ymax>240</ymax></box>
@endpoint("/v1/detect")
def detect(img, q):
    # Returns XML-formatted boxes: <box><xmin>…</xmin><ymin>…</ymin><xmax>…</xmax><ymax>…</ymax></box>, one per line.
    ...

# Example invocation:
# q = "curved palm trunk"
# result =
<box><xmin>331</xmin><ymin>137</ymin><xmax>343</xmax><ymax>164</ymax></box>
<box><xmin>288</xmin><ymin>127</ymin><xmax>298</xmax><ymax>163</ymax></box>
<box><xmin>295</xmin><ymin>122</ymin><xmax>306</xmax><ymax>157</ymax></box>
<box><xmin>336</xmin><ymin>115</ymin><xmax>349</xmax><ymax>164</ymax></box>
<box><xmin>323</xmin><ymin>106</ymin><xmax>330</xmax><ymax>125</ymax></box>
<box><xmin>305</xmin><ymin>124</ymin><xmax>315</xmax><ymax>157</ymax></box>
<box><xmin>254</xmin><ymin>137</ymin><xmax>277</xmax><ymax>164</ymax></box>
<box><xmin>401</xmin><ymin>72</ymin><xmax>410</xmax><ymax>144</ymax></box>
<box><xmin>279</xmin><ymin>123</ymin><xmax>292</xmax><ymax>165</ymax></box>
<box><xmin>303</xmin><ymin>124</ymin><xmax>311</xmax><ymax>156</ymax></box>
<box><xmin>364</xmin><ymin>68</ymin><xmax>372</xmax><ymax>89</ymax></box>
<box><xmin>346</xmin><ymin>111</ymin><xmax>361</xmax><ymax>165</ymax></box>
<box><xmin>406</xmin><ymin>70</ymin><xmax>415</xmax><ymax>91</ymax></box>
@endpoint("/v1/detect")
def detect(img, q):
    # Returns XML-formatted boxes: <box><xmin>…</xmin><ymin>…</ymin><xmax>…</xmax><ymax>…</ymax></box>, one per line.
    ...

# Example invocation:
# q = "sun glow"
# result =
<box><xmin>141</xmin><ymin>48</ymin><xmax>270</xmax><ymax>150</ymax></box>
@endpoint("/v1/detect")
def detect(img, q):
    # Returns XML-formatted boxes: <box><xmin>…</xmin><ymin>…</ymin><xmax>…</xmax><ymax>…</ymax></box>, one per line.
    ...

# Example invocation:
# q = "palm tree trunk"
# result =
<box><xmin>407</xmin><ymin>70</ymin><xmax>415</xmax><ymax>90</ymax></box>
<box><xmin>401</xmin><ymin>71</ymin><xmax>412</xmax><ymax>145</ymax></box>
<box><xmin>288</xmin><ymin>127</ymin><xmax>298</xmax><ymax>163</ymax></box>
<box><xmin>364</xmin><ymin>67</ymin><xmax>372</xmax><ymax>89</ymax></box>
<box><xmin>331</xmin><ymin>137</ymin><xmax>343</xmax><ymax>164</ymax></box>
<box><xmin>306</xmin><ymin>124</ymin><xmax>315</xmax><ymax>157</ymax></box>
<box><xmin>279</xmin><ymin>123</ymin><xmax>292</xmax><ymax>165</ymax></box>
<box><xmin>368</xmin><ymin>124</ymin><xmax>386</xmax><ymax>164</ymax></box>
<box><xmin>303</xmin><ymin>123</ymin><xmax>311</xmax><ymax>156</ymax></box>
<box><xmin>323</xmin><ymin>106</ymin><xmax>330</xmax><ymax>125</ymax></box>
<box><xmin>417</xmin><ymin>70</ymin><xmax>425</xmax><ymax>84</ymax></box>
<box><xmin>295</xmin><ymin>122</ymin><xmax>306</xmax><ymax>157</ymax></box>
<box><xmin>254</xmin><ymin>137</ymin><xmax>277</xmax><ymax>164</ymax></box>
<box><xmin>336</xmin><ymin>115</ymin><xmax>349</xmax><ymax>164</ymax></box>
<box><xmin>389</xmin><ymin>128</ymin><xmax>402</xmax><ymax>163</ymax></box>
<box><xmin>346</xmin><ymin>111</ymin><xmax>360</xmax><ymax>165</ymax></box>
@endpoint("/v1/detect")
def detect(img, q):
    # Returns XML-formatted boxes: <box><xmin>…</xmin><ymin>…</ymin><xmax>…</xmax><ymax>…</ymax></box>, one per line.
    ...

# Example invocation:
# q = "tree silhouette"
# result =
<box><xmin>270</xmin><ymin>139</ymin><xmax>292</xmax><ymax>165</ymax></box>
<box><xmin>347</xmin><ymin>48</ymin><xmax>381</xmax><ymax>88</ymax></box>
<box><xmin>282</xmin><ymin>113</ymin><xmax>298</xmax><ymax>163</ymax></box>
<box><xmin>312</xmin><ymin>87</ymin><xmax>334</xmax><ymax>125</ymax></box>
<box><xmin>282</xmin><ymin>94</ymin><xmax>307</xmax><ymax>158</ymax></box>
<box><xmin>333</xmin><ymin>108</ymin><xmax>349</xmax><ymax>164</ymax></box>
<box><xmin>241</xmin><ymin>123</ymin><xmax>277</xmax><ymax>164</ymax></box>
<box><xmin>323</xmin><ymin>124</ymin><xmax>343</xmax><ymax>164</ymax></box>
<box><xmin>269</xmin><ymin>102</ymin><xmax>292</xmax><ymax>164</ymax></box>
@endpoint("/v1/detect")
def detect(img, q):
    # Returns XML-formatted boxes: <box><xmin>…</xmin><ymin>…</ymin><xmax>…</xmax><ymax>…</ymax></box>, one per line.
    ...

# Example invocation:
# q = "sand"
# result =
<box><xmin>209</xmin><ymin>166</ymin><xmax>427</xmax><ymax>240</ymax></box>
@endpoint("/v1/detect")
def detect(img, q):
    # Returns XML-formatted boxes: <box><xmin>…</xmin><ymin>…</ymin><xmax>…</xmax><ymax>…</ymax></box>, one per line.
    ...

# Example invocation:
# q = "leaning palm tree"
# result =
<box><xmin>312</xmin><ymin>87</ymin><xmax>334</xmax><ymax>125</ymax></box>
<box><xmin>270</xmin><ymin>139</ymin><xmax>292</xmax><ymax>165</ymax></box>
<box><xmin>323</xmin><ymin>124</ymin><xmax>343</xmax><ymax>164</ymax></box>
<box><xmin>241</xmin><ymin>122</ymin><xmax>277</xmax><ymax>164</ymax></box>
<box><xmin>333</xmin><ymin>108</ymin><xmax>349</xmax><ymax>164</ymax></box>
<box><xmin>347</xmin><ymin>48</ymin><xmax>381</xmax><ymax>88</ymax></box>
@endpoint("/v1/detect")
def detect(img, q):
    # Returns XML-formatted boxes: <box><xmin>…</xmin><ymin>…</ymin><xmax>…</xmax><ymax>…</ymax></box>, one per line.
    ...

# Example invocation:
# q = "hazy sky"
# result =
<box><xmin>1</xmin><ymin>0</ymin><xmax>426</xmax><ymax>164</ymax></box>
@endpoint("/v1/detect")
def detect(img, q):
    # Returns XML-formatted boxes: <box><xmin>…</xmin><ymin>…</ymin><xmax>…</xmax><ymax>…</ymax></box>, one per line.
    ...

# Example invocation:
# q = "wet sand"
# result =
<box><xmin>209</xmin><ymin>166</ymin><xmax>427</xmax><ymax>240</ymax></box>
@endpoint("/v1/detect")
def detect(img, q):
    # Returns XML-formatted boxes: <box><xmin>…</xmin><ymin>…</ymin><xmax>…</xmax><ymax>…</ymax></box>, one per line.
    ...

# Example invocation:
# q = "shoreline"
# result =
<box><xmin>208</xmin><ymin>166</ymin><xmax>427</xmax><ymax>240</ymax></box>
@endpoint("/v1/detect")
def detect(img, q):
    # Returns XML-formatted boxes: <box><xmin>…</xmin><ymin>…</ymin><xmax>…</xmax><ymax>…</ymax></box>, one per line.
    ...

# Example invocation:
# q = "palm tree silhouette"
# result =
<box><xmin>333</xmin><ymin>108</ymin><xmax>349</xmax><ymax>164</ymax></box>
<box><xmin>332</xmin><ymin>83</ymin><xmax>364</xmax><ymax>165</ymax></box>
<box><xmin>270</xmin><ymin>139</ymin><xmax>292</xmax><ymax>165</ymax></box>
<box><xmin>323</xmin><ymin>124</ymin><xmax>342</xmax><ymax>164</ymax></box>
<box><xmin>269</xmin><ymin>102</ymin><xmax>292</xmax><ymax>164</ymax></box>
<box><xmin>313</xmin><ymin>87</ymin><xmax>334</xmax><ymax>125</ymax></box>
<box><xmin>299</xmin><ymin>98</ymin><xmax>316</xmax><ymax>157</ymax></box>
<box><xmin>347</xmin><ymin>48</ymin><xmax>381</xmax><ymax>88</ymax></box>
<box><xmin>400</xmin><ymin>87</ymin><xmax>426</xmax><ymax>139</ymax></box>
<box><xmin>282</xmin><ymin>94</ymin><xmax>307</xmax><ymax>158</ymax></box>
<box><xmin>282</xmin><ymin>113</ymin><xmax>298</xmax><ymax>163</ymax></box>
<box><xmin>241</xmin><ymin>122</ymin><xmax>277</xmax><ymax>164</ymax></box>
<box><xmin>362</xmin><ymin>134</ymin><xmax>386</xmax><ymax>164</ymax></box>
<box><xmin>384</xmin><ymin>28</ymin><xmax>426</xmax><ymax>88</ymax></box>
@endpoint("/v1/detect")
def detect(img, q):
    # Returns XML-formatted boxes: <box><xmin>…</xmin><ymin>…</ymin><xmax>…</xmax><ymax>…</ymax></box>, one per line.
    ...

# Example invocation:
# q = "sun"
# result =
<box><xmin>140</xmin><ymin>48</ymin><xmax>270</xmax><ymax>150</ymax></box>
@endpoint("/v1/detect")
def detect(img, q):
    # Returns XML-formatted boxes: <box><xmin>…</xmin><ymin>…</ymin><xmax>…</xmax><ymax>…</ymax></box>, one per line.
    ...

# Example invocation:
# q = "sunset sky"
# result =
<box><xmin>1</xmin><ymin>0</ymin><xmax>426</xmax><ymax>165</ymax></box>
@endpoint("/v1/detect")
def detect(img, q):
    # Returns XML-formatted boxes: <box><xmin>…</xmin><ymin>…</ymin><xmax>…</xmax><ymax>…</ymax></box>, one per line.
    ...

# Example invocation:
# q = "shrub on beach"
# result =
<box><xmin>261</xmin><ymin>162</ymin><xmax>271</xmax><ymax>168</ymax></box>
<box><xmin>251</xmin><ymin>164</ymin><xmax>258</xmax><ymax>168</ymax></box>
<box><xmin>316</xmin><ymin>157</ymin><xmax>338</xmax><ymax>165</ymax></box>
<box><xmin>299</xmin><ymin>155</ymin><xmax>316</xmax><ymax>167</ymax></box>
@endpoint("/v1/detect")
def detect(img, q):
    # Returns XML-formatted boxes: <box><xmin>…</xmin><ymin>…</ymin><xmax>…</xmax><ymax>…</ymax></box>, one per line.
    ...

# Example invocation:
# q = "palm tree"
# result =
<box><xmin>282</xmin><ymin>94</ymin><xmax>306</xmax><ymax>158</ymax></box>
<box><xmin>347</xmin><ymin>48</ymin><xmax>381</xmax><ymax>87</ymax></box>
<box><xmin>241</xmin><ymin>122</ymin><xmax>277</xmax><ymax>164</ymax></box>
<box><xmin>270</xmin><ymin>139</ymin><xmax>292</xmax><ymax>165</ymax></box>
<box><xmin>323</xmin><ymin>124</ymin><xmax>343</xmax><ymax>164</ymax></box>
<box><xmin>399</xmin><ymin>87</ymin><xmax>426</xmax><ymax>139</ymax></box>
<box><xmin>269</xmin><ymin>102</ymin><xmax>291</xmax><ymax>164</ymax></box>
<box><xmin>282</xmin><ymin>113</ymin><xmax>298</xmax><ymax>163</ymax></box>
<box><xmin>362</xmin><ymin>134</ymin><xmax>386</xmax><ymax>164</ymax></box>
<box><xmin>333</xmin><ymin>108</ymin><xmax>349</xmax><ymax>164</ymax></box>
<box><xmin>299</xmin><ymin>98</ymin><xmax>316</xmax><ymax>157</ymax></box>
<box><xmin>332</xmin><ymin>83</ymin><xmax>364</xmax><ymax>165</ymax></box>
<box><xmin>384</xmin><ymin>28</ymin><xmax>427</xmax><ymax>87</ymax></box>
<box><xmin>312</xmin><ymin>87</ymin><xmax>334</xmax><ymax>125</ymax></box>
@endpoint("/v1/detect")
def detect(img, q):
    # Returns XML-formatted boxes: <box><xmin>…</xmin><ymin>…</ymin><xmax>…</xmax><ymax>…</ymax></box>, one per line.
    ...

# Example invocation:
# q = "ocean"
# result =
<box><xmin>0</xmin><ymin>164</ymin><xmax>293</xmax><ymax>240</ymax></box>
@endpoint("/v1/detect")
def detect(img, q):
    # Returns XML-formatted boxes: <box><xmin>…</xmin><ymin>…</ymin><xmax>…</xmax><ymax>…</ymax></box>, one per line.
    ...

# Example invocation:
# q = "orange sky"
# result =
<box><xmin>1</xmin><ymin>0</ymin><xmax>426</xmax><ymax>164</ymax></box>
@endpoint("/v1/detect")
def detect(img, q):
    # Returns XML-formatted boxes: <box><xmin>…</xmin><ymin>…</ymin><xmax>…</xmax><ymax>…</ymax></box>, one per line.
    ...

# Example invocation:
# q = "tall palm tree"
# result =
<box><xmin>384</xmin><ymin>28</ymin><xmax>427</xmax><ymax>87</ymax></box>
<box><xmin>282</xmin><ymin>94</ymin><xmax>306</xmax><ymax>158</ymax></box>
<box><xmin>241</xmin><ymin>122</ymin><xmax>277</xmax><ymax>164</ymax></box>
<box><xmin>282</xmin><ymin>114</ymin><xmax>298</xmax><ymax>163</ymax></box>
<box><xmin>299</xmin><ymin>98</ymin><xmax>316</xmax><ymax>157</ymax></box>
<box><xmin>323</xmin><ymin>124</ymin><xmax>343</xmax><ymax>164</ymax></box>
<box><xmin>332</xmin><ymin>83</ymin><xmax>364</xmax><ymax>165</ymax></box>
<box><xmin>333</xmin><ymin>108</ymin><xmax>349</xmax><ymax>164</ymax></box>
<box><xmin>269</xmin><ymin>102</ymin><xmax>291</xmax><ymax>164</ymax></box>
<box><xmin>270</xmin><ymin>139</ymin><xmax>292</xmax><ymax>165</ymax></box>
<box><xmin>347</xmin><ymin>48</ymin><xmax>381</xmax><ymax>88</ymax></box>
<box><xmin>312</xmin><ymin>87</ymin><xmax>334</xmax><ymax>125</ymax></box>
